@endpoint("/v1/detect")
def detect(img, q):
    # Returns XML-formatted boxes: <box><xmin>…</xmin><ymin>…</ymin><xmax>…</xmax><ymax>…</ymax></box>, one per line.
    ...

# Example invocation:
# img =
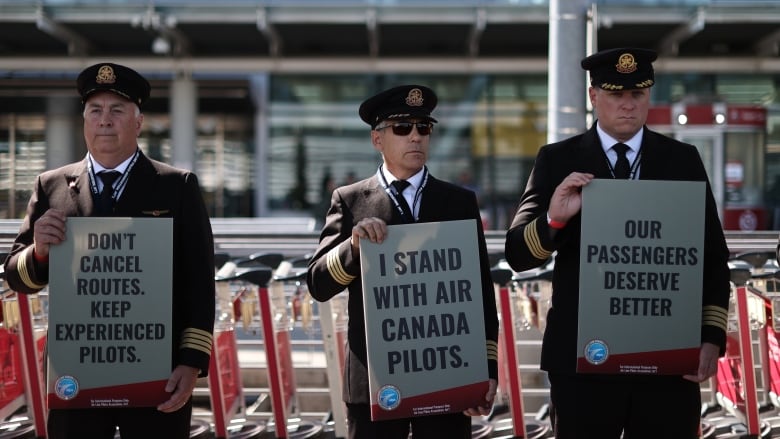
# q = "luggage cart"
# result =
<box><xmin>0</xmin><ymin>264</ymin><xmax>37</xmax><ymax>438</ymax></box>
<box><xmin>736</xmin><ymin>252</ymin><xmax>780</xmax><ymax>437</ymax></box>
<box><xmin>226</xmin><ymin>258</ymin><xmax>323</xmax><ymax>439</ymax></box>
<box><xmin>703</xmin><ymin>259</ymin><xmax>770</xmax><ymax>438</ymax></box>
<box><xmin>269</xmin><ymin>266</ymin><xmax>324</xmax><ymax>439</ymax></box>
<box><xmin>488</xmin><ymin>266</ymin><xmax>552</xmax><ymax>439</ymax></box>
<box><xmin>210</xmin><ymin>263</ymin><xmax>269</xmax><ymax>439</ymax></box>
<box><xmin>317</xmin><ymin>290</ymin><xmax>348</xmax><ymax>439</ymax></box>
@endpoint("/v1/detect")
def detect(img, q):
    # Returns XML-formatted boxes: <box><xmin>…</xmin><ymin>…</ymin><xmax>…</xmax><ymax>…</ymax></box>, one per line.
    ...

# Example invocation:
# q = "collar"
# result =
<box><xmin>89</xmin><ymin>150</ymin><xmax>137</xmax><ymax>174</ymax></box>
<box><xmin>596</xmin><ymin>123</ymin><xmax>643</xmax><ymax>155</ymax></box>
<box><xmin>381</xmin><ymin>164</ymin><xmax>425</xmax><ymax>191</ymax></box>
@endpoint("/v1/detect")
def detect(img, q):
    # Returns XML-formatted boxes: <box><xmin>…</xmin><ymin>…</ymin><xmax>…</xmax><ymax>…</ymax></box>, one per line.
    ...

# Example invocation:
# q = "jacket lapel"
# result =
<box><xmin>68</xmin><ymin>161</ymin><xmax>94</xmax><ymax>216</ymax></box>
<box><xmin>635</xmin><ymin>127</ymin><xmax>657</xmax><ymax>180</ymax></box>
<box><xmin>113</xmin><ymin>153</ymin><xmax>157</xmax><ymax>214</ymax></box>
<box><xmin>362</xmin><ymin>176</ymin><xmax>397</xmax><ymax>223</ymax></box>
<box><xmin>417</xmin><ymin>177</ymin><xmax>440</xmax><ymax>222</ymax></box>
<box><xmin>577</xmin><ymin>126</ymin><xmax>613</xmax><ymax>178</ymax></box>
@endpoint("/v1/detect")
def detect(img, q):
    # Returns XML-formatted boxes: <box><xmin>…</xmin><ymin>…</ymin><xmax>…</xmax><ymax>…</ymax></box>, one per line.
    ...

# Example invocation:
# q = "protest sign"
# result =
<box><xmin>48</xmin><ymin>217</ymin><xmax>173</xmax><ymax>408</ymax></box>
<box><xmin>360</xmin><ymin>219</ymin><xmax>489</xmax><ymax>420</ymax></box>
<box><xmin>577</xmin><ymin>179</ymin><xmax>705</xmax><ymax>375</ymax></box>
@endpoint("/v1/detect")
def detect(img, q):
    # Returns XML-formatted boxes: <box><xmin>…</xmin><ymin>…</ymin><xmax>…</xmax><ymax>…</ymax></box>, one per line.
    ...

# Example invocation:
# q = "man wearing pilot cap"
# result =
<box><xmin>3</xmin><ymin>62</ymin><xmax>215</xmax><ymax>438</ymax></box>
<box><xmin>504</xmin><ymin>48</ymin><xmax>730</xmax><ymax>437</ymax></box>
<box><xmin>76</xmin><ymin>62</ymin><xmax>151</xmax><ymax>108</ymax></box>
<box><xmin>308</xmin><ymin>84</ymin><xmax>499</xmax><ymax>438</ymax></box>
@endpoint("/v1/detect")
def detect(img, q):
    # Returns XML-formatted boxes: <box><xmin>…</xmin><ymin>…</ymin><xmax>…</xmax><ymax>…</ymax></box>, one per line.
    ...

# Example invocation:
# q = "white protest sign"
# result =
<box><xmin>360</xmin><ymin>219</ymin><xmax>489</xmax><ymax>420</ymax></box>
<box><xmin>577</xmin><ymin>180</ymin><xmax>705</xmax><ymax>375</ymax></box>
<box><xmin>48</xmin><ymin>217</ymin><xmax>173</xmax><ymax>408</ymax></box>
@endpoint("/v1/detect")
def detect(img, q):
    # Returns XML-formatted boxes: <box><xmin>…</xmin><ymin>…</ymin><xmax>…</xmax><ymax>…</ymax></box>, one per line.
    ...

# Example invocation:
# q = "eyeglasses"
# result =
<box><xmin>375</xmin><ymin>122</ymin><xmax>433</xmax><ymax>136</ymax></box>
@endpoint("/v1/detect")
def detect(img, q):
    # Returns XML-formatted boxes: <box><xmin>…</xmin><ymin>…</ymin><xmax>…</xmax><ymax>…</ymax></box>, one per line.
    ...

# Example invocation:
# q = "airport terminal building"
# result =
<box><xmin>1</xmin><ymin>0</ymin><xmax>779</xmax><ymax>230</ymax></box>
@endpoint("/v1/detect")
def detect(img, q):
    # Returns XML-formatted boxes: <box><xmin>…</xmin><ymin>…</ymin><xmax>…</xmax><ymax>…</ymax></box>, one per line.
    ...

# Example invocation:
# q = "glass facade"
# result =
<box><xmin>267</xmin><ymin>74</ymin><xmax>548</xmax><ymax>229</ymax></box>
<box><xmin>2</xmin><ymin>0</ymin><xmax>778</xmax><ymax>227</ymax></box>
<box><xmin>0</xmin><ymin>115</ymin><xmax>47</xmax><ymax>219</ymax></box>
<box><xmin>1</xmin><ymin>71</ymin><xmax>779</xmax><ymax>228</ymax></box>
<box><xmin>268</xmin><ymin>72</ymin><xmax>780</xmax><ymax>229</ymax></box>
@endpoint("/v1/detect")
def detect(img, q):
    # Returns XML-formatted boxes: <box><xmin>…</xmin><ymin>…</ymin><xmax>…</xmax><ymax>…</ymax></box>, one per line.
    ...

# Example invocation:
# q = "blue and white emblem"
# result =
<box><xmin>584</xmin><ymin>340</ymin><xmax>609</xmax><ymax>365</ymax></box>
<box><xmin>55</xmin><ymin>375</ymin><xmax>79</xmax><ymax>400</ymax></box>
<box><xmin>377</xmin><ymin>385</ymin><xmax>401</xmax><ymax>411</ymax></box>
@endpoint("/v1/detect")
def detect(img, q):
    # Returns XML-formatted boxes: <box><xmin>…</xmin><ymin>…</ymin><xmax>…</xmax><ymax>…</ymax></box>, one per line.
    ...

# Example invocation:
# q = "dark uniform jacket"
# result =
<box><xmin>505</xmin><ymin>124</ymin><xmax>731</xmax><ymax>374</ymax></box>
<box><xmin>4</xmin><ymin>151</ymin><xmax>215</xmax><ymax>376</ymax></box>
<box><xmin>307</xmin><ymin>172</ymin><xmax>499</xmax><ymax>404</ymax></box>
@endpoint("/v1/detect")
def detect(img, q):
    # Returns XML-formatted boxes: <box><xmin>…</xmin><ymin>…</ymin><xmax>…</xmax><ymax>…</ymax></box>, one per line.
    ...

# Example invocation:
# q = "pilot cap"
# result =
<box><xmin>77</xmin><ymin>63</ymin><xmax>151</xmax><ymax>107</ymax></box>
<box><xmin>581</xmin><ymin>48</ymin><xmax>658</xmax><ymax>90</ymax></box>
<box><xmin>359</xmin><ymin>84</ymin><xmax>438</xmax><ymax>128</ymax></box>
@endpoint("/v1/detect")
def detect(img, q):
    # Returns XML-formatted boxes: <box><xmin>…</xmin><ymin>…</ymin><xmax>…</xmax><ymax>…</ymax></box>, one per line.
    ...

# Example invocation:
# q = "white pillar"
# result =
<box><xmin>249</xmin><ymin>74</ymin><xmax>270</xmax><ymax>217</ymax></box>
<box><xmin>170</xmin><ymin>73</ymin><xmax>197</xmax><ymax>171</ymax></box>
<box><xmin>547</xmin><ymin>0</ymin><xmax>589</xmax><ymax>144</ymax></box>
<box><xmin>46</xmin><ymin>95</ymin><xmax>80</xmax><ymax>168</ymax></box>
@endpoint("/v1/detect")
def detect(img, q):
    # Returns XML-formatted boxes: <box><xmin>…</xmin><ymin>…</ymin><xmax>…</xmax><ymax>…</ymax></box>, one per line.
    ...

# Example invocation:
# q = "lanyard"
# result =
<box><xmin>87</xmin><ymin>149</ymin><xmax>140</xmax><ymax>201</ymax></box>
<box><xmin>377</xmin><ymin>165</ymin><xmax>428</xmax><ymax>222</ymax></box>
<box><xmin>605</xmin><ymin>147</ymin><xmax>642</xmax><ymax>180</ymax></box>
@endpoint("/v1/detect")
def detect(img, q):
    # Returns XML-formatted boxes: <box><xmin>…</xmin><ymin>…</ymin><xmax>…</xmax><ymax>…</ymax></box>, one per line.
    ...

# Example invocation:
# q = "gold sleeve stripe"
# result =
<box><xmin>486</xmin><ymin>340</ymin><xmax>498</xmax><ymax>361</ymax></box>
<box><xmin>327</xmin><ymin>247</ymin><xmax>355</xmax><ymax>286</ymax></box>
<box><xmin>18</xmin><ymin>247</ymin><xmax>46</xmax><ymax>290</ymax></box>
<box><xmin>180</xmin><ymin>328</ymin><xmax>213</xmax><ymax>355</ymax></box>
<box><xmin>181</xmin><ymin>337</ymin><xmax>212</xmax><ymax>352</ymax></box>
<box><xmin>702</xmin><ymin>305</ymin><xmax>728</xmax><ymax>332</ymax></box>
<box><xmin>524</xmin><ymin>218</ymin><xmax>552</xmax><ymax>261</ymax></box>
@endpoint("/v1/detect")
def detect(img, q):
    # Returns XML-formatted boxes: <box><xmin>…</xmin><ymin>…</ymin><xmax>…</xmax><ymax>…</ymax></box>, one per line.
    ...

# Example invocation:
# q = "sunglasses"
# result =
<box><xmin>375</xmin><ymin>122</ymin><xmax>433</xmax><ymax>136</ymax></box>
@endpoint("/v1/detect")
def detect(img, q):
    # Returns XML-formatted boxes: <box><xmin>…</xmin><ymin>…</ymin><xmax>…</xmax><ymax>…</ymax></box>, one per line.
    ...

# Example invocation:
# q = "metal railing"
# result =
<box><xmin>0</xmin><ymin>218</ymin><xmax>777</xmax><ymax>259</ymax></box>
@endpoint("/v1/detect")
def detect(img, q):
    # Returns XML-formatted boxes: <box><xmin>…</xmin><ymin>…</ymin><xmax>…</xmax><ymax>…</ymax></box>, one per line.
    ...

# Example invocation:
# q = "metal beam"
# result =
<box><xmin>597</xmin><ymin>4</ymin><xmax>780</xmax><ymax>25</ymax></box>
<box><xmin>657</xmin><ymin>7</ymin><xmax>706</xmax><ymax>56</ymax></box>
<box><xmin>754</xmin><ymin>28</ymin><xmax>780</xmax><ymax>56</ymax></box>
<box><xmin>0</xmin><ymin>56</ymin><xmax>549</xmax><ymax>75</ymax></box>
<box><xmin>35</xmin><ymin>7</ymin><xmax>93</xmax><ymax>56</ymax></box>
<box><xmin>257</xmin><ymin>8</ymin><xmax>282</xmax><ymax>58</ymax></box>
<box><xmin>2</xmin><ymin>56</ymin><xmax>780</xmax><ymax>76</ymax></box>
<box><xmin>367</xmin><ymin>9</ymin><xmax>379</xmax><ymax>58</ymax></box>
<box><xmin>467</xmin><ymin>8</ymin><xmax>486</xmax><ymax>57</ymax></box>
<box><xmin>8</xmin><ymin>2</ymin><xmax>780</xmax><ymax>27</ymax></box>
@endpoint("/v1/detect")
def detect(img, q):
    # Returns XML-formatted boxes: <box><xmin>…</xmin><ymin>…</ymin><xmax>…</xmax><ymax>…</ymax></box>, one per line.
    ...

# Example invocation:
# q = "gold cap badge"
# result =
<box><xmin>616</xmin><ymin>53</ymin><xmax>638</xmax><ymax>74</ymax></box>
<box><xmin>95</xmin><ymin>65</ymin><xmax>117</xmax><ymax>85</ymax></box>
<box><xmin>405</xmin><ymin>88</ymin><xmax>424</xmax><ymax>107</ymax></box>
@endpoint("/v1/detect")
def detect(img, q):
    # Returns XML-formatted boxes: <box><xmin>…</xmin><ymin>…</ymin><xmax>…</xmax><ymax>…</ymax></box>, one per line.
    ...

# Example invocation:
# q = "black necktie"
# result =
<box><xmin>96</xmin><ymin>171</ymin><xmax>121</xmax><ymax>215</ymax></box>
<box><xmin>612</xmin><ymin>143</ymin><xmax>631</xmax><ymax>179</ymax></box>
<box><xmin>391</xmin><ymin>180</ymin><xmax>415</xmax><ymax>223</ymax></box>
